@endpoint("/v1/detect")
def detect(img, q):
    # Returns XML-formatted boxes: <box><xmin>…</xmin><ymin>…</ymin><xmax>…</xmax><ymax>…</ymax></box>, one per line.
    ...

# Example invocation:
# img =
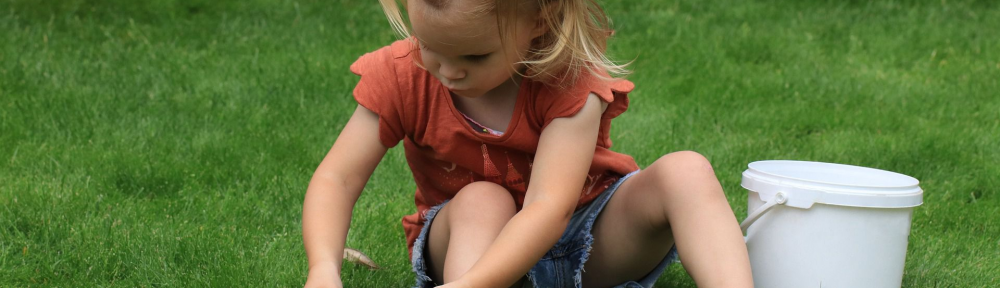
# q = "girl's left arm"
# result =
<box><xmin>444</xmin><ymin>93</ymin><xmax>608</xmax><ymax>288</ymax></box>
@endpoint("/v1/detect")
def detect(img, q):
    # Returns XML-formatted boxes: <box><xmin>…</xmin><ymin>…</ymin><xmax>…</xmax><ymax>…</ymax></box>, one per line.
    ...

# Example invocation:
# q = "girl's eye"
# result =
<box><xmin>464</xmin><ymin>54</ymin><xmax>490</xmax><ymax>62</ymax></box>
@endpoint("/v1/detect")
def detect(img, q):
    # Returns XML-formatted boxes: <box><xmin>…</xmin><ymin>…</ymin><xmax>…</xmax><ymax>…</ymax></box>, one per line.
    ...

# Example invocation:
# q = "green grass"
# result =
<box><xmin>1</xmin><ymin>0</ymin><xmax>997</xmax><ymax>286</ymax></box>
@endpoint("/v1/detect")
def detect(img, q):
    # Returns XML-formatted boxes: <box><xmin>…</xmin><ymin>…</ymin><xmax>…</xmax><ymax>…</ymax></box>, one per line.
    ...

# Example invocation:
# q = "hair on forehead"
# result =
<box><xmin>420</xmin><ymin>0</ymin><xmax>496</xmax><ymax>14</ymax></box>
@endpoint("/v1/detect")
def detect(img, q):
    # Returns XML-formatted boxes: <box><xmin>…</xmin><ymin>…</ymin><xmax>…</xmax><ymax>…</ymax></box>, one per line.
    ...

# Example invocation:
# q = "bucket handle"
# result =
<box><xmin>740</xmin><ymin>192</ymin><xmax>787</xmax><ymax>234</ymax></box>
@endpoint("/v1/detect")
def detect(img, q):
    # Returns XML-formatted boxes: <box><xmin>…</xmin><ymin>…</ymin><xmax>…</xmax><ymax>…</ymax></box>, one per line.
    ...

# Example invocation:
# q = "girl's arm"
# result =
<box><xmin>447</xmin><ymin>94</ymin><xmax>608</xmax><ymax>288</ymax></box>
<box><xmin>303</xmin><ymin>105</ymin><xmax>387</xmax><ymax>288</ymax></box>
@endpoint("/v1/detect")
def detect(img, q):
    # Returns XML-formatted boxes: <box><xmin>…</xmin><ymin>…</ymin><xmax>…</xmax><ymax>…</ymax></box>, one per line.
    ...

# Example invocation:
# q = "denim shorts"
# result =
<box><xmin>411</xmin><ymin>170</ymin><xmax>679</xmax><ymax>288</ymax></box>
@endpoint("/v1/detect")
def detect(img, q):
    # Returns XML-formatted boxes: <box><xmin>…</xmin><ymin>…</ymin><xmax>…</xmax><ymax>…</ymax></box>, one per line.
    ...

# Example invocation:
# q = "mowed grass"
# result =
<box><xmin>1</xmin><ymin>0</ymin><xmax>997</xmax><ymax>286</ymax></box>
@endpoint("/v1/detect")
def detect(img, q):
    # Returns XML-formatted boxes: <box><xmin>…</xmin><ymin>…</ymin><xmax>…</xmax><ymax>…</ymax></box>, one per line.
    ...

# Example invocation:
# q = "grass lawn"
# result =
<box><xmin>2</xmin><ymin>0</ymin><xmax>998</xmax><ymax>286</ymax></box>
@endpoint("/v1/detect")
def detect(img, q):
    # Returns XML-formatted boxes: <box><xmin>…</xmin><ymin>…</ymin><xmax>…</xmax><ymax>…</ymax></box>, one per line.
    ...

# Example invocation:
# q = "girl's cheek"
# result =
<box><xmin>418</xmin><ymin>47</ymin><xmax>434</xmax><ymax>65</ymax></box>
<box><xmin>422</xmin><ymin>54</ymin><xmax>439</xmax><ymax>71</ymax></box>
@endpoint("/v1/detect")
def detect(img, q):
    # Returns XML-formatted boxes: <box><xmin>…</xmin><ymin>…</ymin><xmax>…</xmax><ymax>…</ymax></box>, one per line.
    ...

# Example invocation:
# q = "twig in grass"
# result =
<box><xmin>344</xmin><ymin>247</ymin><xmax>380</xmax><ymax>270</ymax></box>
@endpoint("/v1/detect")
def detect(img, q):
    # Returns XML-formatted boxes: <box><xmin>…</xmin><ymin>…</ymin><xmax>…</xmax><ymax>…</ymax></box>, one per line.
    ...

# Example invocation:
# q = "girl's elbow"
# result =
<box><xmin>549</xmin><ymin>201</ymin><xmax>576</xmax><ymax>229</ymax></box>
<box><xmin>559</xmin><ymin>204</ymin><xmax>575</xmax><ymax>223</ymax></box>
<box><xmin>523</xmin><ymin>193</ymin><xmax>578</xmax><ymax>228</ymax></box>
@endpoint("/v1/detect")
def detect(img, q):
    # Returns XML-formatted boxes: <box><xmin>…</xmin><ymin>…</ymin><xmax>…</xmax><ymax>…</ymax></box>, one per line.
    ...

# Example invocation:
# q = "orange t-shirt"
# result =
<box><xmin>349</xmin><ymin>40</ymin><xmax>640</xmax><ymax>257</ymax></box>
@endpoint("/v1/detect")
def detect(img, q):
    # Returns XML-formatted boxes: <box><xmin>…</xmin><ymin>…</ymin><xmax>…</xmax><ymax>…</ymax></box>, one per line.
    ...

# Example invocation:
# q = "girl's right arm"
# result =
<box><xmin>303</xmin><ymin>105</ymin><xmax>388</xmax><ymax>288</ymax></box>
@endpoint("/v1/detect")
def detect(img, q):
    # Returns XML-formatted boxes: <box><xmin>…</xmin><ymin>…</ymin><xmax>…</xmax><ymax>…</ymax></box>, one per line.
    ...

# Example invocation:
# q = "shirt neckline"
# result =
<box><xmin>442</xmin><ymin>78</ymin><xmax>528</xmax><ymax>142</ymax></box>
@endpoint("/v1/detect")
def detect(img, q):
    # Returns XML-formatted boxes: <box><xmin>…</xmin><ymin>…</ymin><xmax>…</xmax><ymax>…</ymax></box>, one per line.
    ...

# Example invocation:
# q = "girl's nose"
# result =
<box><xmin>438</xmin><ymin>63</ymin><xmax>466</xmax><ymax>81</ymax></box>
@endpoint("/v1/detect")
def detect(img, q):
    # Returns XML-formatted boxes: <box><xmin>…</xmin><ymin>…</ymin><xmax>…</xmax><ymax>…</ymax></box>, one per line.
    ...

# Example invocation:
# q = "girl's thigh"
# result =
<box><xmin>581</xmin><ymin>164</ymin><xmax>683</xmax><ymax>286</ymax></box>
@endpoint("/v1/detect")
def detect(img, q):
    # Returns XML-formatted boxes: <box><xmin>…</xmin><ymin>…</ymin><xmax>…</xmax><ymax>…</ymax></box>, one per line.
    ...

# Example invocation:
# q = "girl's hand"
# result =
<box><xmin>304</xmin><ymin>261</ymin><xmax>343</xmax><ymax>288</ymax></box>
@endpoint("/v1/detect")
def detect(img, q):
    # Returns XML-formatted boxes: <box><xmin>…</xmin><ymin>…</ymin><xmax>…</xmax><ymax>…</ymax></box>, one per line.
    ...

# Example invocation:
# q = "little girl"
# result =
<box><xmin>303</xmin><ymin>0</ymin><xmax>753</xmax><ymax>287</ymax></box>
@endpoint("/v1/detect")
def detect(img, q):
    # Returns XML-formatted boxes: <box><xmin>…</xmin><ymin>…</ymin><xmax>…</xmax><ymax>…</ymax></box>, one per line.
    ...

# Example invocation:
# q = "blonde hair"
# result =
<box><xmin>378</xmin><ymin>0</ymin><xmax>628</xmax><ymax>86</ymax></box>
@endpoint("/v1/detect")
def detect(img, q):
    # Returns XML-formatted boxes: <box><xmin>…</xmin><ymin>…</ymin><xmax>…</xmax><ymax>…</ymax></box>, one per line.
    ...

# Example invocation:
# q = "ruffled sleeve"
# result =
<box><xmin>534</xmin><ymin>72</ymin><xmax>634</xmax><ymax>147</ymax></box>
<box><xmin>349</xmin><ymin>44</ymin><xmax>407</xmax><ymax>148</ymax></box>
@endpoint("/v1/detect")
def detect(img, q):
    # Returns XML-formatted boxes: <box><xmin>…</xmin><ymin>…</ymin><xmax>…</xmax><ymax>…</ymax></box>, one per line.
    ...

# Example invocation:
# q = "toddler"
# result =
<box><xmin>303</xmin><ymin>0</ymin><xmax>753</xmax><ymax>287</ymax></box>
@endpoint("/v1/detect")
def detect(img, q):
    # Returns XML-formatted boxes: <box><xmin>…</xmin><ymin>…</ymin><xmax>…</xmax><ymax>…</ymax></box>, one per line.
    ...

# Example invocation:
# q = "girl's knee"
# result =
<box><xmin>449</xmin><ymin>181</ymin><xmax>517</xmax><ymax>219</ymax></box>
<box><xmin>653</xmin><ymin>151</ymin><xmax>715</xmax><ymax>176</ymax></box>
<box><xmin>651</xmin><ymin>151</ymin><xmax>716</xmax><ymax>181</ymax></box>
<box><xmin>648</xmin><ymin>151</ymin><xmax>725</xmax><ymax>200</ymax></box>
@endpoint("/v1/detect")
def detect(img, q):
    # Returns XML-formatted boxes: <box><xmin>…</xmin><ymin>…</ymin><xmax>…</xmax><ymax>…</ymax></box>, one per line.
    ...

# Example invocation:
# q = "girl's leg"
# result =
<box><xmin>581</xmin><ymin>151</ymin><xmax>753</xmax><ymax>288</ymax></box>
<box><xmin>426</xmin><ymin>181</ymin><xmax>518</xmax><ymax>283</ymax></box>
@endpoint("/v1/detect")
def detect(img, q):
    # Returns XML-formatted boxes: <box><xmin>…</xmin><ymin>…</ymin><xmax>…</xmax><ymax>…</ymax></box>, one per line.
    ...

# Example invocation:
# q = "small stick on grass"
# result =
<box><xmin>343</xmin><ymin>248</ymin><xmax>380</xmax><ymax>270</ymax></box>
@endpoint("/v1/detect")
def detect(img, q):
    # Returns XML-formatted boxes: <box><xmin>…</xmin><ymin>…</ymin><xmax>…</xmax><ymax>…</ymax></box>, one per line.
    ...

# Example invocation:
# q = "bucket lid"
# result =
<box><xmin>742</xmin><ymin>160</ymin><xmax>923</xmax><ymax>208</ymax></box>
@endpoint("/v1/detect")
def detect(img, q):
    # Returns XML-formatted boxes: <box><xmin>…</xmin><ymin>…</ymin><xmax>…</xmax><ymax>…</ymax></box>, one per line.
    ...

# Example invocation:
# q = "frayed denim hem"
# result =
<box><xmin>411</xmin><ymin>200</ymin><xmax>449</xmax><ymax>288</ymax></box>
<box><xmin>570</xmin><ymin>171</ymin><xmax>641</xmax><ymax>287</ymax></box>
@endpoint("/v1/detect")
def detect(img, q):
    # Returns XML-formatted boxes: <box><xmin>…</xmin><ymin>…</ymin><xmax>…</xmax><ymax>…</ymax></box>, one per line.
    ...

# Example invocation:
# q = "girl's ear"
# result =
<box><xmin>529</xmin><ymin>1</ymin><xmax>560</xmax><ymax>39</ymax></box>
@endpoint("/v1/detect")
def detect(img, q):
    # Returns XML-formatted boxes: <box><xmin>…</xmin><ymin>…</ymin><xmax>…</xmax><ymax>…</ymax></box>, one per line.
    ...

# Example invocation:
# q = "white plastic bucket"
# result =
<box><xmin>740</xmin><ymin>160</ymin><xmax>923</xmax><ymax>288</ymax></box>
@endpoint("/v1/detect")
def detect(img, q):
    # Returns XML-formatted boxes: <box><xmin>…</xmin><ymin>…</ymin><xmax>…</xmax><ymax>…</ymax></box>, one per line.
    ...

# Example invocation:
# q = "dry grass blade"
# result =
<box><xmin>343</xmin><ymin>247</ymin><xmax>380</xmax><ymax>270</ymax></box>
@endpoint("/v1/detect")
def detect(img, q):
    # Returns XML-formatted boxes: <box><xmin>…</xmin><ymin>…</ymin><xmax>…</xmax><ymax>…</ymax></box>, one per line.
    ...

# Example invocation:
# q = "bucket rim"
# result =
<box><xmin>747</xmin><ymin>160</ymin><xmax>920</xmax><ymax>189</ymax></box>
<box><xmin>742</xmin><ymin>160</ymin><xmax>923</xmax><ymax>208</ymax></box>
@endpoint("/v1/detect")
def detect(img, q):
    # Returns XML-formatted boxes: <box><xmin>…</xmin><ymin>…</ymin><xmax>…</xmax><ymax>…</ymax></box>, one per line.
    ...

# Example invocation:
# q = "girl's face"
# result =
<box><xmin>408</xmin><ymin>0</ymin><xmax>540</xmax><ymax>98</ymax></box>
